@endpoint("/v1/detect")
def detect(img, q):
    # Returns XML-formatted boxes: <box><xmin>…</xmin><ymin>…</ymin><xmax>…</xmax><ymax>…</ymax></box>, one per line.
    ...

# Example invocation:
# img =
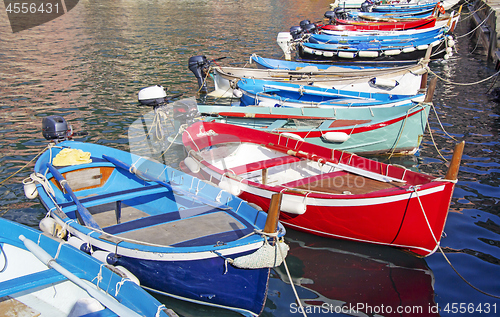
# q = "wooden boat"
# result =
<box><xmin>250</xmin><ymin>54</ymin><xmax>420</xmax><ymax>70</ymax></box>
<box><xmin>331</xmin><ymin>0</ymin><xmax>459</xmax><ymax>10</ymax></box>
<box><xmin>236</xmin><ymin>77</ymin><xmax>425</xmax><ymax>108</ymax></box>
<box><xmin>187</xmin><ymin>77</ymin><xmax>436</xmax><ymax>155</ymax></box>
<box><xmin>181</xmin><ymin>121</ymin><xmax>464</xmax><ymax>256</ymax></box>
<box><xmin>298</xmin><ymin>31</ymin><xmax>450</xmax><ymax>61</ymax></box>
<box><xmin>0</xmin><ymin>217</ymin><xmax>175</xmax><ymax>317</ymax></box>
<box><xmin>27</xmin><ymin>116</ymin><xmax>288</xmax><ymax>316</ymax></box>
<box><xmin>189</xmin><ymin>52</ymin><xmax>429</xmax><ymax>97</ymax></box>
<box><xmin>322</xmin><ymin>16</ymin><xmax>438</xmax><ymax>31</ymax></box>
<box><xmin>195</xmin><ymin>102</ymin><xmax>430</xmax><ymax>155</ymax></box>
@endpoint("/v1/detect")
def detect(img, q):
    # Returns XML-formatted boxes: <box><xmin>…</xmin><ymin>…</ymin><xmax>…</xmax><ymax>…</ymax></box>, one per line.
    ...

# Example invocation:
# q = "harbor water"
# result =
<box><xmin>1</xmin><ymin>0</ymin><xmax>499</xmax><ymax>316</ymax></box>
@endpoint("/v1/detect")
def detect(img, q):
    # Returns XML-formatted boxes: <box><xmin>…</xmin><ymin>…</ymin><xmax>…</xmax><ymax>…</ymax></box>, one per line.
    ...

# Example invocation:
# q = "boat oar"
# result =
<box><xmin>102</xmin><ymin>155</ymin><xmax>230</xmax><ymax>210</ymax></box>
<box><xmin>19</xmin><ymin>235</ymin><xmax>142</xmax><ymax>317</ymax></box>
<box><xmin>46</xmin><ymin>163</ymin><xmax>101</xmax><ymax>230</ymax></box>
<box><xmin>266</xmin><ymin>143</ymin><xmax>405</xmax><ymax>183</ymax></box>
<box><xmin>445</xmin><ymin>141</ymin><xmax>465</xmax><ymax>180</ymax></box>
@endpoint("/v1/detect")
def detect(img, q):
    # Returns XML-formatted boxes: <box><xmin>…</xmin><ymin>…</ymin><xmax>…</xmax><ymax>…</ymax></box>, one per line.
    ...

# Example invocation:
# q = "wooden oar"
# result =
<box><xmin>46</xmin><ymin>163</ymin><xmax>101</xmax><ymax>230</ymax></box>
<box><xmin>19</xmin><ymin>235</ymin><xmax>142</xmax><ymax>317</ymax></box>
<box><xmin>266</xmin><ymin>143</ymin><xmax>405</xmax><ymax>183</ymax></box>
<box><xmin>102</xmin><ymin>155</ymin><xmax>230</xmax><ymax>210</ymax></box>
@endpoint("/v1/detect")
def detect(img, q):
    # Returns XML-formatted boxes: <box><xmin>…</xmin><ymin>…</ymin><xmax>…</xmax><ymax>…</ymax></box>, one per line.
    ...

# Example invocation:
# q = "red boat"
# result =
<box><xmin>321</xmin><ymin>16</ymin><xmax>437</xmax><ymax>31</ymax></box>
<box><xmin>181</xmin><ymin>121</ymin><xmax>464</xmax><ymax>257</ymax></box>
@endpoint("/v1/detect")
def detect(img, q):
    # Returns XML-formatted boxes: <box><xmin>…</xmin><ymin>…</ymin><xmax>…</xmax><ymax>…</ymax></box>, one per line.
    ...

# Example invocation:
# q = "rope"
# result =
<box><xmin>413</xmin><ymin>188</ymin><xmax>500</xmax><ymax>299</ymax></box>
<box><xmin>0</xmin><ymin>145</ymin><xmax>50</xmax><ymax>187</ymax></box>
<box><xmin>278</xmin><ymin>241</ymin><xmax>307</xmax><ymax>317</ymax></box>
<box><xmin>456</xmin><ymin>10</ymin><xmax>493</xmax><ymax>39</ymax></box>
<box><xmin>426</xmin><ymin>66</ymin><xmax>500</xmax><ymax>86</ymax></box>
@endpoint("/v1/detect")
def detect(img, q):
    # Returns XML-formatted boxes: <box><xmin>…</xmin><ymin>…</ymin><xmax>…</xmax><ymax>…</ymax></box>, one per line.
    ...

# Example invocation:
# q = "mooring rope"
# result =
<box><xmin>413</xmin><ymin>188</ymin><xmax>500</xmax><ymax>299</ymax></box>
<box><xmin>426</xmin><ymin>66</ymin><xmax>500</xmax><ymax>86</ymax></box>
<box><xmin>456</xmin><ymin>10</ymin><xmax>493</xmax><ymax>39</ymax></box>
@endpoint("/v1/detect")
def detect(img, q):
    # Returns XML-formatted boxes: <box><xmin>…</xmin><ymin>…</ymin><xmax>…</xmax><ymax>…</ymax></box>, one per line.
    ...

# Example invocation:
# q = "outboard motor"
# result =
<box><xmin>172</xmin><ymin>99</ymin><xmax>198</xmax><ymax>133</ymax></box>
<box><xmin>299</xmin><ymin>19</ymin><xmax>311</xmax><ymax>29</ymax></box>
<box><xmin>137</xmin><ymin>85</ymin><xmax>167</xmax><ymax>107</ymax></box>
<box><xmin>42</xmin><ymin>115</ymin><xmax>72</xmax><ymax>141</ymax></box>
<box><xmin>360</xmin><ymin>0</ymin><xmax>374</xmax><ymax>12</ymax></box>
<box><xmin>324</xmin><ymin>11</ymin><xmax>336</xmax><ymax>24</ymax></box>
<box><xmin>289</xmin><ymin>26</ymin><xmax>303</xmax><ymax>40</ymax></box>
<box><xmin>302</xmin><ymin>23</ymin><xmax>317</xmax><ymax>34</ymax></box>
<box><xmin>334</xmin><ymin>7</ymin><xmax>348</xmax><ymax>20</ymax></box>
<box><xmin>188</xmin><ymin>55</ymin><xmax>210</xmax><ymax>93</ymax></box>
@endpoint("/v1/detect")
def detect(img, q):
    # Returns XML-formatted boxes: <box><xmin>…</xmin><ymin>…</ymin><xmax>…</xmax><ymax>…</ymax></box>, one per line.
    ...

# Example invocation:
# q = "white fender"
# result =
<box><xmin>323</xmin><ymin>51</ymin><xmax>334</xmax><ymax>57</ymax></box>
<box><xmin>384</xmin><ymin>49</ymin><xmax>401</xmax><ymax>56</ymax></box>
<box><xmin>184</xmin><ymin>156</ymin><xmax>200</xmax><ymax>174</ymax></box>
<box><xmin>417</xmin><ymin>44</ymin><xmax>429</xmax><ymax>50</ymax></box>
<box><xmin>338</xmin><ymin>51</ymin><xmax>356</xmax><ymax>59</ymax></box>
<box><xmin>67</xmin><ymin>236</ymin><xmax>91</xmax><ymax>253</ymax></box>
<box><xmin>370</xmin><ymin>77</ymin><xmax>398</xmax><ymax>88</ymax></box>
<box><xmin>232</xmin><ymin>88</ymin><xmax>243</xmax><ymax>98</ymax></box>
<box><xmin>280</xmin><ymin>194</ymin><xmax>307</xmax><ymax>215</ymax></box>
<box><xmin>23</xmin><ymin>179</ymin><xmax>38</xmax><ymax>199</ymax></box>
<box><xmin>114</xmin><ymin>266</ymin><xmax>141</xmax><ymax>285</ymax></box>
<box><xmin>92</xmin><ymin>250</ymin><xmax>118</xmax><ymax>265</ymax></box>
<box><xmin>402</xmin><ymin>47</ymin><xmax>416</xmax><ymax>53</ymax></box>
<box><xmin>358</xmin><ymin>50</ymin><xmax>379</xmax><ymax>58</ymax></box>
<box><xmin>322</xmin><ymin>132</ymin><xmax>350</xmax><ymax>143</ymax></box>
<box><xmin>219</xmin><ymin>179</ymin><xmax>242</xmax><ymax>196</ymax></box>
<box><xmin>39</xmin><ymin>217</ymin><xmax>67</xmax><ymax>238</ymax></box>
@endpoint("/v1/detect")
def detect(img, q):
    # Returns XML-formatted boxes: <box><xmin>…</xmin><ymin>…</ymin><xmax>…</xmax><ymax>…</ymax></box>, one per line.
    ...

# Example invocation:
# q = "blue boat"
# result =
<box><xmin>299</xmin><ymin>31</ymin><xmax>450</xmax><ymax>61</ymax></box>
<box><xmin>236</xmin><ymin>77</ymin><xmax>423</xmax><ymax>108</ymax></box>
<box><xmin>27</xmin><ymin>116</ymin><xmax>288</xmax><ymax>317</ymax></box>
<box><xmin>0</xmin><ymin>217</ymin><xmax>175</xmax><ymax>317</ymax></box>
<box><xmin>308</xmin><ymin>26</ymin><xmax>443</xmax><ymax>45</ymax></box>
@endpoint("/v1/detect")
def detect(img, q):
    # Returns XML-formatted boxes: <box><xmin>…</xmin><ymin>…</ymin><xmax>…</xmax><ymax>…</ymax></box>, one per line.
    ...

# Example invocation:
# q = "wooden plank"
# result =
<box><xmin>0</xmin><ymin>296</ymin><xmax>40</xmax><ymax>317</ymax></box>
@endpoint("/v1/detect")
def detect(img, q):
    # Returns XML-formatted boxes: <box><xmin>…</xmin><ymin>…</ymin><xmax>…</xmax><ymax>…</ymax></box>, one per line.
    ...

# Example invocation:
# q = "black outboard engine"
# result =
<box><xmin>290</xmin><ymin>26</ymin><xmax>303</xmax><ymax>40</ymax></box>
<box><xmin>360</xmin><ymin>0</ymin><xmax>374</xmax><ymax>12</ymax></box>
<box><xmin>324</xmin><ymin>11</ymin><xmax>336</xmax><ymax>24</ymax></box>
<box><xmin>188</xmin><ymin>55</ymin><xmax>210</xmax><ymax>93</ymax></box>
<box><xmin>302</xmin><ymin>23</ymin><xmax>317</xmax><ymax>34</ymax></box>
<box><xmin>334</xmin><ymin>7</ymin><xmax>348</xmax><ymax>20</ymax></box>
<box><xmin>172</xmin><ymin>99</ymin><xmax>198</xmax><ymax>133</ymax></box>
<box><xmin>299</xmin><ymin>20</ymin><xmax>311</xmax><ymax>29</ymax></box>
<box><xmin>42</xmin><ymin>115</ymin><xmax>72</xmax><ymax>141</ymax></box>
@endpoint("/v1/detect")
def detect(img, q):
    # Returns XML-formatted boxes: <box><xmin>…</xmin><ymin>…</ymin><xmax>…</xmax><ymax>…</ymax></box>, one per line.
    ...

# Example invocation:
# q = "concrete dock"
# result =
<box><xmin>468</xmin><ymin>0</ymin><xmax>500</xmax><ymax>68</ymax></box>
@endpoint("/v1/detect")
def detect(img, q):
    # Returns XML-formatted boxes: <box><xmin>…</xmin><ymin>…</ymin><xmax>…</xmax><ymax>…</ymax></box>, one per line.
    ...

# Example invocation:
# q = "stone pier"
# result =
<box><xmin>469</xmin><ymin>0</ymin><xmax>500</xmax><ymax>67</ymax></box>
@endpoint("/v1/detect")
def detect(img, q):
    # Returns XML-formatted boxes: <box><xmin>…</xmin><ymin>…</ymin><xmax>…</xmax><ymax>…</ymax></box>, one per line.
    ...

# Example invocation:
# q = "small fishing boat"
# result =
<box><xmin>26</xmin><ymin>116</ymin><xmax>288</xmax><ymax>316</ymax></box>
<box><xmin>235</xmin><ymin>77</ymin><xmax>425</xmax><ymax>108</ymax></box>
<box><xmin>181</xmin><ymin>121</ymin><xmax>464</xmax><ymax>256</ymax></box>
<box><xmin>188</xmin><ymin>52</ymin><xmax>429</xmax><ymax>97</ymax></box>
<box><xmin>297</xmin><ymin>31</ymin><xmax>451</xmax><ymax>61</ymax></box>
<box><xmin>331</xmin><ymin>0</ymin><xmax>459</xmax><ymax>10</ymax></box>
<box><xmin>0</xmin><ymin>217</ymin><xmax>175</xmax><ymax>317</ymax></box>
<box><xmin>250</xmin><ymin>54</ymin><xmax>420</xmax><ymax>69</ymax></box>
<box><xmin>330</xmin><ymin>0</ymin><xmax>460</xmax><ymax>10</ymax></box>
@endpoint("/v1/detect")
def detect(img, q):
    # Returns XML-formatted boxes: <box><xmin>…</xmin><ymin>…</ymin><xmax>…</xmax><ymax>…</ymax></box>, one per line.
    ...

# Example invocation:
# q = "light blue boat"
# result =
<box><xmin>0</xmin><ymin>217</ymin><xmax>175</xmax><ymax>317</ymax></box>
<box><xmin>236</xmin><ymin>77</ymin><xmax>423</xmax><ymax>108</ymax></box>
<box><xmin>28</xmin><ymin>116</ymin><xmax>288</xmax><ymax>317</ymax></box>
<box><xmin>196</xmin><ymin>99</ymin><xmax>430</xmax><ymax>155</ymax></box>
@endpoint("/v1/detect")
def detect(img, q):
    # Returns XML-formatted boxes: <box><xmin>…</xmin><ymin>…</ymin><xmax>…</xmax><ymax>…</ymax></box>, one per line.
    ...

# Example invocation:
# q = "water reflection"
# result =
<box><xmin>267</xmin><ymin>230</ymin><xmax>437</xmax><ymax>317</ymax></box>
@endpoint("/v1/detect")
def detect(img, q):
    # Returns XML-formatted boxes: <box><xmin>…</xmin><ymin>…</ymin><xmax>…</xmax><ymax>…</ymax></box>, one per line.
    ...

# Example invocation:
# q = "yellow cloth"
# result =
<box><xmin>52</xmin><ymin>148</ymin><xmax>92</xmax><ymax>166</ymax></box>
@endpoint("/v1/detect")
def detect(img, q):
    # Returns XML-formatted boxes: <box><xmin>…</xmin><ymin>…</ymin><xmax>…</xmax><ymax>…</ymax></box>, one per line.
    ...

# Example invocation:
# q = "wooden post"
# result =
<box><xmin>262</xmin><ymin>168</ymin><xmax>268</xmax><ymax>186</ymax></box>
<box><xmin>264</xmin><ymin>193</ymin><xmax>282</xmax><ymax>233</ymax></box>
<box><xmin>419</xmin><ymin>46</ymin><xmax>432</xmax><ymax>90</ymax></box>
<box><xmin>424</xmin><ymin>76</ymin><xmax>438</xmax><ymax>103</ymax></box>
<box><xmin>445</xmin><ymin>141</ymin><xmax>465</xmax><ymax>180</ymax></box>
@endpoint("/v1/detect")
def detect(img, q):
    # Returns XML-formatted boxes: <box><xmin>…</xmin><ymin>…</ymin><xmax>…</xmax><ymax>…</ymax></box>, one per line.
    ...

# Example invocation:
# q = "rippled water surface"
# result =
<box><xmin>1</xmin><ymin>1</ymin><xmax>499</xmax><ymax>316</ymax></box>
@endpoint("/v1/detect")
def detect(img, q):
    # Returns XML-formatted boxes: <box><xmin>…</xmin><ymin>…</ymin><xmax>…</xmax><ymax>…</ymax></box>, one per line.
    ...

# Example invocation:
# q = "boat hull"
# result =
<box><xmin>33</xmin><ymin>140</ymin><xmax>275</xmax><ymax>316</ymax></box>
<box><xmin>197</xmin><ymin>103</ymin><xmax>430</xmax><ymax>155</ymax></box>
<box><xmin>182</xmin><ymin>121</ymin><xmax>457</xmax><ymax>257</ymax></box>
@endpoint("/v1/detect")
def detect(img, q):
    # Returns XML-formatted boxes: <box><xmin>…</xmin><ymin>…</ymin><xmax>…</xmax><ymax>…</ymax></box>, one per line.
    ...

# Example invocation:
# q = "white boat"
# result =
<box><xmin>0</xmin><ymin>217</ymin><xmax>176</xmax><ymax>317</ymax></box>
